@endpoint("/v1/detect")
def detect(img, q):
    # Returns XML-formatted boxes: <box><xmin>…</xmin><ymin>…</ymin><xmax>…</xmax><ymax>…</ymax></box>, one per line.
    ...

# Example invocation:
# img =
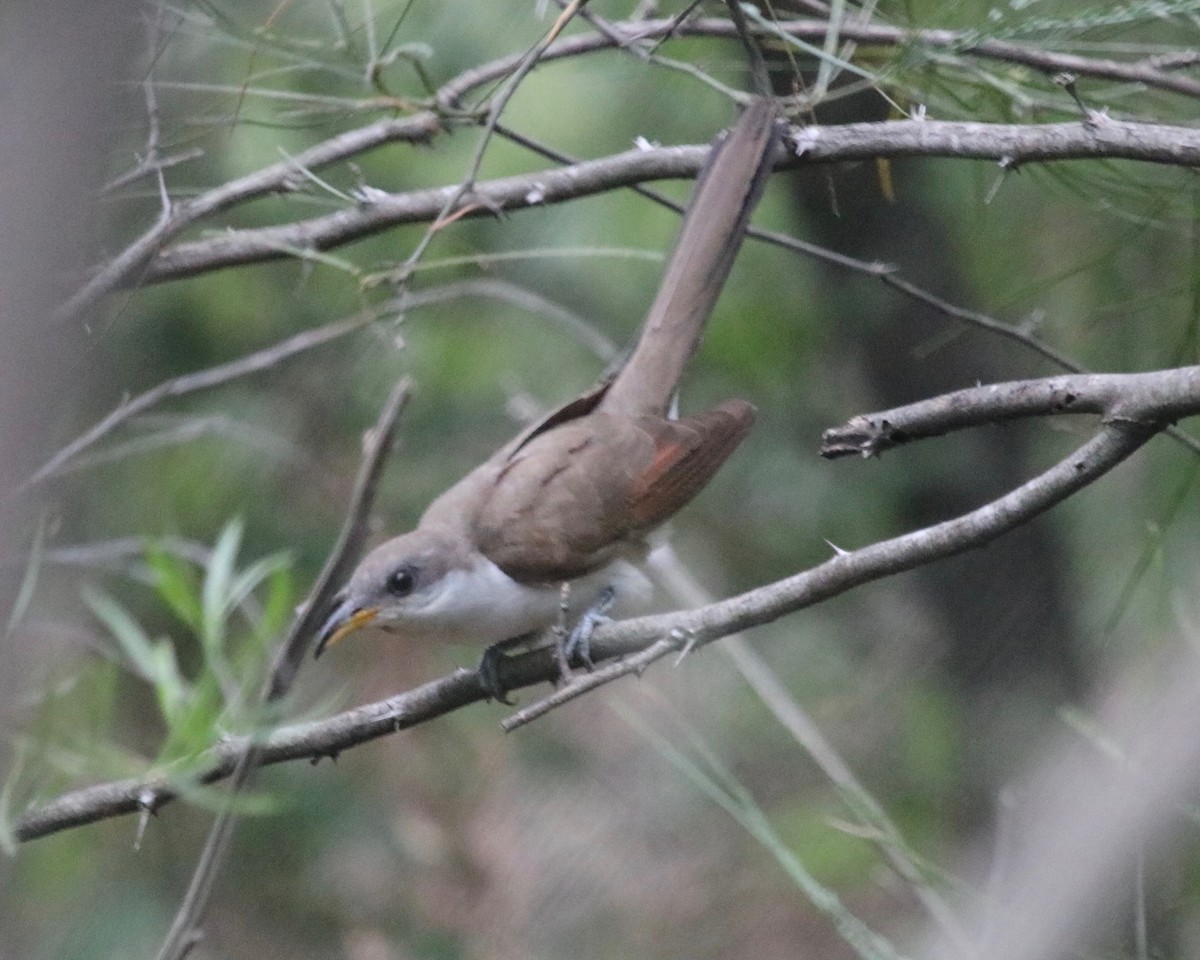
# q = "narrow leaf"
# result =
<box><xmin>146</xmin><ymin>545</ymin><xmax>203</xmax><ymax>632</ymax></box>
<box><xmin>202</xmin><ymin>517</ymin><xmax>243</xmax><ymax>652</ymax></box>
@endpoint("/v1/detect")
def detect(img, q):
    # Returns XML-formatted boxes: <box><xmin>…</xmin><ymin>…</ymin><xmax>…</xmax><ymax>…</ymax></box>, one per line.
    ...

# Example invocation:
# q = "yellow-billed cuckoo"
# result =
<box><xmin>315</xmin><ymin>98</ymin><xmax>779</xmax><ymax>693</ymax></box>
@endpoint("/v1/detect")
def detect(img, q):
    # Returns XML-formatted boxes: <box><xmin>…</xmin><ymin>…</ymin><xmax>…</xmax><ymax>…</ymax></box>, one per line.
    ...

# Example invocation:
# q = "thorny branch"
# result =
<box><xmin>17</xmin><ymin>365</ymin><xmax>1200</xmax><ymax>845</ymax></box>
<box><xmin>434</xmin><ymin>17</ymin><xmax>1200</xmax><ymax>109</ymax></box>
<box><xmin>65</xmin><ymin>13</ymin><xmax>1200</xmax><ymax>322</ymax></box>
<box><xmin>488</xmin><ymin>121</ymin><xmax>1200</xmax><ymax>467</ymax></box>
<box><xmin>821</xmin><ymin>367</ymin><xmax>1200</xmax><ymax>458</ymax></box>
<box><xmin>19</xmin><ymin>8</ymin><xmax>1200</xmax><ymax>958</ymax></box>
<box><xmin>133</xmin><ymin>118</ymin><xmax>1200</xmax><ymax>285</ymax></box>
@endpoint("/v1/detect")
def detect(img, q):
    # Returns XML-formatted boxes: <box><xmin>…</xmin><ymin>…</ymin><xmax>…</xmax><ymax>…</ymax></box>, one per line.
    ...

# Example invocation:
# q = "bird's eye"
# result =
<box><xmin>387</xmin><ymin>565</ymin><xmax>417</xmax><ymax>597</ymax></box>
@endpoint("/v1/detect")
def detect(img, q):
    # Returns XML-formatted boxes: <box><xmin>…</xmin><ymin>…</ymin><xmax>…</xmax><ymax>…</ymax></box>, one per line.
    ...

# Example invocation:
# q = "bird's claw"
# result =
<box><xmin>557</xmin><ymin>585</ymin><xmax>615</xmax><ymax>681</ymax></box>
<box><xmin>477</xmin><ymin>645</ymin><xmax>515</xmax><ymax>704</ymax></box>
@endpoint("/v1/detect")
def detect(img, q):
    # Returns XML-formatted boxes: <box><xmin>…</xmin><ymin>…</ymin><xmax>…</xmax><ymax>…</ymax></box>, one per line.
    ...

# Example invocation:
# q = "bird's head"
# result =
<box><xmin>313</xmin><ymin>529</ymin><xmax>467</xmax><ymax>657</ymax></box>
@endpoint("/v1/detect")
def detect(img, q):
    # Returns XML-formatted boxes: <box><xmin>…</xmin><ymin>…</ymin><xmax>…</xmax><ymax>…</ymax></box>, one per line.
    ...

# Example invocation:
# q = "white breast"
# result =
<box><xmin>399</xmin><ymin>556</ymin><xmax>653</xmax><ymax>646</ymax></box>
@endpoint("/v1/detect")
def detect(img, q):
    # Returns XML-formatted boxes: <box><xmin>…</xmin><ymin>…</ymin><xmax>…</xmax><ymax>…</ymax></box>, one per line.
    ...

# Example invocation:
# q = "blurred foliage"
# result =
<box><xmin>83</xmin><ymin>519</ymin><xmax>292</xmax><ymax>763</ymax></box>
<box><xmin>3</xmin><ymin>1</ymin><xmax>1200</xmax><ymax>959</ymax></box>
<box><xmin>2</xmin><ymin>520</ymin><xmax>293</xmax><ymax>849</ymax></box>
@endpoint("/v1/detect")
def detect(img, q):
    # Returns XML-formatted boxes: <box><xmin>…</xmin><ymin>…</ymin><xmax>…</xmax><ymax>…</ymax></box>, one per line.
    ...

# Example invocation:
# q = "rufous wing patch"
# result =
<box><xmin>628</xmin><ymin>399</ymin><xmax>755</xmax><ymax>529</ymax></box>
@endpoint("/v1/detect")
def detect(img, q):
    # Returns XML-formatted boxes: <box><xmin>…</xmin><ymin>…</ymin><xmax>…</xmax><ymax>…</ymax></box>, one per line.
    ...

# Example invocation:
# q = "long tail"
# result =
<box><xmin>600</xmin><ymin>97</ymin><xmax>779</xmax><ymax>417</ymax></box>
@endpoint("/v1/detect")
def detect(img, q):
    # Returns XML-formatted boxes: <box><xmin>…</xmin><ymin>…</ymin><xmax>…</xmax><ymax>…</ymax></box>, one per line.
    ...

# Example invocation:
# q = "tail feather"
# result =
<box><xmin>600</xmin><ymin>98</ymin><xmax>779</xmax><ymax>417</ymax></box>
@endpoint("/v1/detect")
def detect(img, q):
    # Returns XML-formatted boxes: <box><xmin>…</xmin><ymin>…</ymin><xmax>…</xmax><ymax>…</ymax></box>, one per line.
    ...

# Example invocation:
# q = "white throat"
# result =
<box><xmin>387</xmin><ymin>555</ymin><xmax>652</xmax><ymax>646</ymax></box>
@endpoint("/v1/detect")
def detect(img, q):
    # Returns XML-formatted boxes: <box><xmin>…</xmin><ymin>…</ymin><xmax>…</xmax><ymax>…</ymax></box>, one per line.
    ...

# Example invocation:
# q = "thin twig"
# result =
<box><xmin>15</xmin><ymin>308</ymin><xmax>386</xmax><ymax>495</ymax></box>
<box><xmin>500</xmin><ymin>637</ymin><xmax>680</xmax><ymax>731</ymax></box>
<box><xmin>393</xmin><ymin>0</ymin><xmax>589</xmax><ymax>280</ymax></box>
<box><xmin>152</xmin><ymin>380</ymin><xmax>411</xmax><ymax>960</ymax></box>
<box><xmin>645</xmin><ymin>546</ymin><xmax>970</xmax><ymax>950</ymax></box>
<box><xmin>266</xmin><ymin>378</ymin><xmax>412</xmax><ymax>700</ymax></box>
<box><xmin>141</xmin><ymin>2</ymin><xmax>174</xmax><ymax>219</ymax></box>
<box><xmin>723</xmin><ymin>636</ymin><xmax>969</xmax><ymax>947</ymax></box>
<box><xmin>724</xmin><ymin>0</ymin><xmax>772</xmax><ymax>97</ymax></box>
<box><xmin>103</xmin><ymin>148</ymin><xmax>205</xmax><ymax>195</ymax></box>
<box><xmin>53</xmin><ymin>113</ymin><xmax>439</xmax><ymax>323</ymax></box>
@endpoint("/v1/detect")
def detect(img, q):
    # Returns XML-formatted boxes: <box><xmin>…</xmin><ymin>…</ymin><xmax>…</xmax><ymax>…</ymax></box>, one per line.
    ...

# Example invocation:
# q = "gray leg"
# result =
<box><xmin>561</xmin><ymin>585</ymin><xmax>616</xmax><ymax>674</ymax></box>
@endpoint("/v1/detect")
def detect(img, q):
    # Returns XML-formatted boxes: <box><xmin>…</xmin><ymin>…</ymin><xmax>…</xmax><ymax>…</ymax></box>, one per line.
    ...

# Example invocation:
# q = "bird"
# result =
<box><xmin>315</xmin><ymin>97</ymin><xmax>779</xmax><ymax>697</ymax></box>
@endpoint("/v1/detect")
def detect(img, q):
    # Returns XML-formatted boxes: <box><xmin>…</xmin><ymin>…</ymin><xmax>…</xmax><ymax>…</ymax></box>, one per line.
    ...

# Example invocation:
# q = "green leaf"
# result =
<box><xmin>158</xmin><ymin>673</ymin><xmax>223</xmax><ymax>763</ymax></box>
<box><xmin>84</xmin><ymin>587</ymin><xmax>159</xmax><ymax>683</ymax></box>
<box><xmin>226</xmin><ymin>550</ymin><xmax>291</xmax><ymax>625</ymax></box>
<box><xmin>149</xmin><ymin>641</ymin><xmax>188</xmax><ymax>725</ymax></box>
<box><xmin>257</xmin><ymin>562</ymin><xmax>295</xmax><ymax>644</ymax></box>
<box><xmin>145</xmin><ymin>544</ymin><xmax>202</xmax><ymax>633</ymax></box>
<box><xmin>84</xmin><ymin>587</ymin><xmax>189</xmax><ymax>726</ymax></box>
<box><xmin>201</xmin><ymin>517</ymin><xmax>244</xmax><ymax>654</ymax></box>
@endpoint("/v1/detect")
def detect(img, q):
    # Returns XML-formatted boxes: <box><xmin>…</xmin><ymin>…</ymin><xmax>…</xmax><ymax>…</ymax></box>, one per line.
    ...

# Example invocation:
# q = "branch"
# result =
<box><xmin>54</xmin><ymin>113</ymin><xmax>440</xmax><ymax>322</ymax></box>
<box><xmin>13</xmin><ymin>309</ymin><xmax>384</xmax><ymax>495</ymax></box>
<box><xmin>20</xmin><ymin>363</ymin><xmax>1191</xmax><ymax>843</ymax></box>
<box><xmin>25</xmin><ymin>279</ymin><xmax>600</xmax><ymax>499</ymax></box>
<box><xmin>139</xmin><ymin>119</ymin><xmax>1200</xmax><ymax>285</ymax></box>
<box><xmin>821</xmin><ymin>367</ymin><xmax>1200</xmax><ymax>458</ymax></box>
<box><xmin>738</xmin><ymin>17</ymin><xmax>1200</xmax><ymax>100</ymax></box>
<box><xmin>436</xmin><ymin>17</ymin><xmax>1200</xmax><ymax>108</ymax></box>
<box><xmin>60</xmin><ymin>13</ymin><xmax>1199</xmax><ymax>319</ymax></box>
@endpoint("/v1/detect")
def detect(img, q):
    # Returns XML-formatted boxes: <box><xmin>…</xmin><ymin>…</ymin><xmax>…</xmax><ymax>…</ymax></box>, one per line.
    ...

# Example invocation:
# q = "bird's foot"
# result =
<box><xmin>477</xmin><ymin>632</ymin><xmax>533</xmax><ymax>704</ymax></box>
<box><xmin>476</xmin><ymin>646</ymin><xmax>514</xmax><ymax>704</ymax></box>
<box><xmin>556</xmin><ymin>585</ymin><xmax>615</xmax><ymax>682</ymax></box>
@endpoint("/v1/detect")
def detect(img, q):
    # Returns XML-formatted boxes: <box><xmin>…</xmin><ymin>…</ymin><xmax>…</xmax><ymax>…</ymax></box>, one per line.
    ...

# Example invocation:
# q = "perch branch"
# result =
<box><xmin>22</xmin><ymin>361</ymin><xmax>1200</xmax><ymax>843</ymax></box>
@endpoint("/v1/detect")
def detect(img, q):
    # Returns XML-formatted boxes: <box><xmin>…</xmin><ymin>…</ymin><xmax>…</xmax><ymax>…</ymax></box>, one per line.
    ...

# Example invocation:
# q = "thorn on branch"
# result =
<box><xmin>135</xmin><ymin>788</ymin><xmax>159</xmax><ymax>850</ymax></box>
<box><xmin>352</xmin><ymin>185</ymin><xmax>390</xmax><ymax>206</ymax></box>
<box><xmin>672</xmin><ymin>626</ymin><xmax>698</xmax><ymax>665</ymax></box>
<box><xmin>824</xmin><ymin>538</ymin><xmax>849</xmax><ymax>557</ymax></box>
<box><xmin>789</xmin><ymin>124</ymin><xmax>821</xmax><ymax>157</ymax></box>
<box><xmin>1053</xmin><ymin>72</ymin><xmax>1109</xmax><ymax>127</ymax></box>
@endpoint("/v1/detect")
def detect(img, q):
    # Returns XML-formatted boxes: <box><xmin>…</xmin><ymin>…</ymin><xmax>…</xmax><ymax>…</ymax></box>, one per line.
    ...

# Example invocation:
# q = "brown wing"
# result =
<box><xmin>474</xmin><ymin>400</ymin><xmax>755</xmax><ymax>583</ymax></box>
<box><xmin>627</xmin><ymin>399</ymin><xmax>756</xmax><ymax>530</ymax></box>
